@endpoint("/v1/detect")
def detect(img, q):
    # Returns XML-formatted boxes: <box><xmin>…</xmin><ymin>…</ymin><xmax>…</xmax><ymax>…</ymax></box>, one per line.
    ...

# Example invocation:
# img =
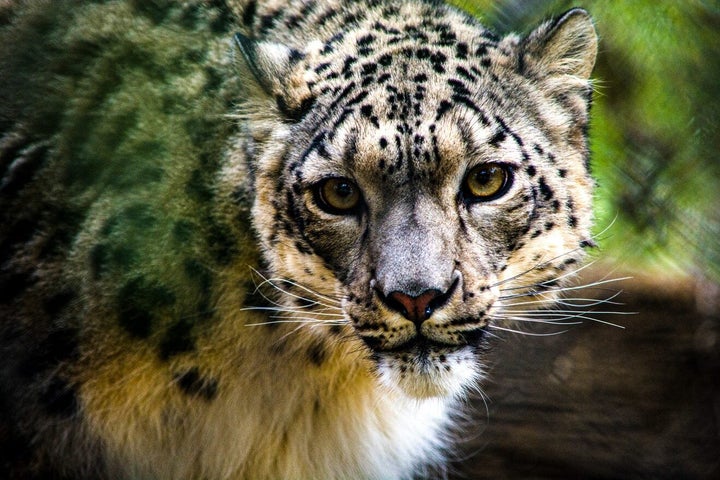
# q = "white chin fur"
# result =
<box><xmin>377</xmin><ymin>346</ymin><xmax>483</xmax><ymax>399</ymax></box>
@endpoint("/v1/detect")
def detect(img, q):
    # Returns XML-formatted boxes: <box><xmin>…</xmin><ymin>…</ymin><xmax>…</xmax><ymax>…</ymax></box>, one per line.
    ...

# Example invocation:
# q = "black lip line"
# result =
<box><xmin>375</xmin><ymin>326</ymin><xmax>488</xmax><ymax>354</ymax></box>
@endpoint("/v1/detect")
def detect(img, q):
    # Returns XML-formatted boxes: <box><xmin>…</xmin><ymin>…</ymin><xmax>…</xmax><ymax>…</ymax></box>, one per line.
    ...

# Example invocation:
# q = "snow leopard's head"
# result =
<box><xmin>236</xmin><ymin>7</ymin><xmax>597</xmax><ymax>398</ymax></box>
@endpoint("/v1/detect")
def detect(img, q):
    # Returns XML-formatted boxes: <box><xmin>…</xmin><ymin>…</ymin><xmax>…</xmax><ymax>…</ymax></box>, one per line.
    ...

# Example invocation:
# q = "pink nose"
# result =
<box><xmin>388</xmin><ymin>290</ymin><xmax>442</xmax><ymax>324</ymax></box>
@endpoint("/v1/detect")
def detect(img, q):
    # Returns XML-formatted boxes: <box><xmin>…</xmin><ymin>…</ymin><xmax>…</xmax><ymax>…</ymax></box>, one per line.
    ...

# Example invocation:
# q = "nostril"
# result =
<box><xmin>387</xmin><ymin>290</ymin><xmax>441</xmax><ymax>325</ymax></box>
<box><xmin>376</xmin><ymin>277</ymin><xmax>459</xmax><ymax>325</ymax></box>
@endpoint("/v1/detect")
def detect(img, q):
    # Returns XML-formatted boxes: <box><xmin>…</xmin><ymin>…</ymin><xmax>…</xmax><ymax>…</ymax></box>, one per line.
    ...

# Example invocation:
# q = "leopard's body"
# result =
<box><xmin>0</xmin><ymin>1</ymin><xmax>597</xmax><ymax>478</ymax></box>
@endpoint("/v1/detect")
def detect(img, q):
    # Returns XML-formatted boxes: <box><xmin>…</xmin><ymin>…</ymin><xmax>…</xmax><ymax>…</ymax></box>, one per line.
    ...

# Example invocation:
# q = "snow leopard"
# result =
<box><xmin>0</xmin><ymin>0</ymin><xmax>597</xmax><ymax>478</ymax></box>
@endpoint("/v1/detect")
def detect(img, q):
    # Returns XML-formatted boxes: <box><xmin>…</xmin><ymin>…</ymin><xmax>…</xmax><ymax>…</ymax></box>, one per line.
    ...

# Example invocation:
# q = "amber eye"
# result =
<box><xmin>462</xmin><ymin>163</ymin><xmax>513</xmax><ymax>202</ymax></box>
<box><xmin>315</xmin><ymin>177</ymin><xmax>362</xmax><ymax>214</ymax></box>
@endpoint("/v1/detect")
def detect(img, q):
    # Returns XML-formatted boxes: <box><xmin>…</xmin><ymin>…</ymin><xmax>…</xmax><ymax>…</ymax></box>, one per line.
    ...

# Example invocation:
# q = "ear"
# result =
<box><xmin>520</xmin><ymin>8</ymin><xmax>598</xmax><ymax>80</ymax></box>
<box><xmin>234</xmin><ymin>33</ymin><xmax>296</xmax><ymax>94</ymax></box>
<box><xmin>233</xmin><ymin>33</ymin><xmax>315</xmax><ymax>121</ymax></box>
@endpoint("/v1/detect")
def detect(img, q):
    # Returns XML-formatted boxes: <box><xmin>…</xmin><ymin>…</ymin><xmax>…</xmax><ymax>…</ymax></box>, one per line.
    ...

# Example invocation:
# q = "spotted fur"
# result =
<box><xmin>0</xmin><ymin>1</ymin><xmax>597</xmax><ymax>478</ymax></box>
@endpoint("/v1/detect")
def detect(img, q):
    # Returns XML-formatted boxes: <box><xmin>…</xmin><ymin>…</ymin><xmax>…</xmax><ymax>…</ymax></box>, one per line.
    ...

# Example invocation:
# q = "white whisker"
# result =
<box><xmin>543</xmin><ymin>276</ymin><xmax>633</xmax><ymax>294</ymax></box>
<box><xmin>269</xmin><ymin>314</ymin><xmax>344</xmax><ymax>322</ymax></box>
<box><xmin>242</xmin><ymin>267</ymin><xmax>346</xmax><ymax>336</ymax></box>
<box><xmin>246</xmin><ymin>317</ymin><xmax>345</xmax><ymax>327</ymax></box>
<box><xmin>491</xmin><ymin>246</ymin><xmax>585</xmax><ymax>289</ymax></box>
<box><xmin>499</xmin><ymin>309</ymin><xmax>633</xmax><ymax>317</ymax></box>
<box><xmin>254</xmin><ymin>279</ymin><xmax>340</xmax><ymax>310</ymax></box>
<box><xmin>250</xmin><ymin>268</ymin><xmax>342</xmax><ymax>306</ymax></box>
<box><xmin>592</xmin><ymin>213</ymin><xmax>620</xmax><ymax>243</ymax></box>
<box><xmin>495</xmin><ymin>292</ymin><xmax>624</xmax><ymax>309</ymax></box>
<box><xmin>494</xmin><ymin>315</ymin><xmax>583</xmax><ymax>326</ymax></box>
<box><xmin>240</xmin><ymin>306</ymin><xmax>343</xmax><ymax>317</ymax></box>
<box><xmin>488</xmin><ymin>325</ymin><xmax>569</xmax><ymax>336</ymax></box>
<box><xmin>246</xmin><ymin>320</ymin><xmax>317</xmax><ymax>327</ymax></box>
<box><xmin>498</xmin><ymin>276</ymin><xmax>632</xmax><ymax>300</ymax></box>
<box><xmin>554</xmin><ymin>294</ymin><xmax>625</xmax><ymax>307</ymax></box>
<box><xmin>540</xmin><ymin>258</ymin><xmax>598</xmax><ymax>285</ymax></box>
<box><xmin>496</xmin><ymin>312</ymin><xmax>627</xmax><ymax>329</ymax></box>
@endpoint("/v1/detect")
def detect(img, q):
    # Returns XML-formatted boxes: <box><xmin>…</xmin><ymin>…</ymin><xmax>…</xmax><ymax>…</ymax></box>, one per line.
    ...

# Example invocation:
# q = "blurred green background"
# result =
<box><xmin>452</xmin><ymin>0</ymin><xmax>720</xmax><ymax>283</ymax></box>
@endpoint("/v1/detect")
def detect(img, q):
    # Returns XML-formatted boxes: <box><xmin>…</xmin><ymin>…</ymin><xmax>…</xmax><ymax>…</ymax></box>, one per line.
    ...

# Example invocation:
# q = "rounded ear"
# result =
<box><xmin>233</xmin><ymin>33</ymin><xmax>315</xmax><ymax>121</ymax></box>
<box><xmin>234</xmin><ymin>33</ymin><xmax>296</xmax><ymax>94</ymax></box>
<box><xmin>520</xmin><ymin>8</ymin><xmax>598</xmax><ymax>80</ymax></box>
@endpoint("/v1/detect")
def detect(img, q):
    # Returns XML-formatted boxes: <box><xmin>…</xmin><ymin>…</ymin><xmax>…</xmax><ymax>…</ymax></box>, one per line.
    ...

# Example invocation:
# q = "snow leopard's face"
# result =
<box><xmin>241</xmin><ymin>7</ymin><xmax>597</xmax><ymax>398</ymax></box>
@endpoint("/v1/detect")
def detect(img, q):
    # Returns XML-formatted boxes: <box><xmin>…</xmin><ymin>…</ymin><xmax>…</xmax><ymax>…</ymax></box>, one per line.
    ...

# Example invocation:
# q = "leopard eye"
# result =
<box><xmin>315</xmin><ymin>177</ymin><xmax>362</xmax><ymax>214</ymax></box>
<box><xmin>462</xmin><ymin>163</ymin><xmax>513</xmax><ymax>202</ymax></box>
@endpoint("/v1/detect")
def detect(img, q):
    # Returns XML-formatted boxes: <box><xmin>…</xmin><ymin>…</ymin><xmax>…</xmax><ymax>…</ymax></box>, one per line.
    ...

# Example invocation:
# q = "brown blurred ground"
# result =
<box><xmin>451</xmin><ymin>268</ymin><xmax>720</xmax><ymax>479</ymax></box>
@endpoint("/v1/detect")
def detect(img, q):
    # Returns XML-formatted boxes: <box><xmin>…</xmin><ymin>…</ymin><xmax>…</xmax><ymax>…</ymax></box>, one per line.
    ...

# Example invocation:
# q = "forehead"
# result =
<box><xmin>294</xmin><ymin>14</ymin><xmax>538</xmax><ymax>180</ymax></box>
<box><xmin>306</xmin><ymin>30</ymin><xmax>512</xmax><ymax>117</ymax></box>
<box><xmin>300</xmin><ymin>5</ymin><xmax>514</xmax><ymax>118</ymax></box>
<box><xmin>298</xmin><ymin>103</ymin><xmax>529</xmax><ymax>196</ymax></box>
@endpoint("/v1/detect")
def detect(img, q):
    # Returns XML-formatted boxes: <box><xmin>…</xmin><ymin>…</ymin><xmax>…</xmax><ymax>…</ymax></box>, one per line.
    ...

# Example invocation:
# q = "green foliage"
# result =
<box><xmin>453</xmin><ymin>0</ymin><xmax>720</xmax><ymax>280</ymax></box>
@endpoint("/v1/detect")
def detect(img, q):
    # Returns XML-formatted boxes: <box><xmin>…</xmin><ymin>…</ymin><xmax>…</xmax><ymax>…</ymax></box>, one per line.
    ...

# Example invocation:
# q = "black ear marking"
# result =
<box><xmin>233</xmin><ymin>33</ymin><xmax>315</xmax><ymax>121</ymax></box>
<box><xmin>233</xmin><ymin>32</ymin><xmax>290</xmax><ymax>94</ymax></box>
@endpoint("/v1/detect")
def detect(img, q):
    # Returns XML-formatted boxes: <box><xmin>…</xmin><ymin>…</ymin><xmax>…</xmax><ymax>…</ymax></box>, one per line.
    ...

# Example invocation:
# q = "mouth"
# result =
<box><xmin>361</xmin><ymin>326</ymin><xmax>488</xmax><ymax>355</ymax></box>
<box><xmin>394</xmin><ymin>328</ymin><xmax>486</xmax><ymax>353</ymax></box>
<box><xmin>368</xmin><ymin>335</ymin><xmax>487</xmax><ymax>398</ymax></box>
<box><xmin>360</xmin><ymin>327</ymin><xmax>488</xmax><ymax>398</ymax></box>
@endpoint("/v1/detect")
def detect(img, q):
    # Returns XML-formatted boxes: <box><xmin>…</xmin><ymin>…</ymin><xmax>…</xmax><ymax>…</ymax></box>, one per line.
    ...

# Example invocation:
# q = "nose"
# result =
<box><xmin>378</xmin><ymin>278</ymin><xmax>458</xmax><ymax>326</ymax></box>
<box><xmin>387</xmin><ymin>290</ymin><xmax>441</xmax><ymax>325</ymax></box>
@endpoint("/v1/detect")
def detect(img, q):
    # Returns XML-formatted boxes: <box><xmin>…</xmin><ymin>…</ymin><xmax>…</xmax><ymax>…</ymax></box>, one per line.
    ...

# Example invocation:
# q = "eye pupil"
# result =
<box><xmin>473</xmin><ymin>167</ymin><xmax>495</xmax><ymax>185</ymax></box>
<box><xmin>334</xmin><ymin>182</ymin><xmax>354</xmax><ymax>198</ymax></box>
<box><xmin>463</xmin><ymin>163</ymin><xmax>512</xmax><ymax>202</ymax></box>
<box><xmin>316</xmin><ymin>177</ymin><xmax>362</xmax><ymax>214</ymax></box>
